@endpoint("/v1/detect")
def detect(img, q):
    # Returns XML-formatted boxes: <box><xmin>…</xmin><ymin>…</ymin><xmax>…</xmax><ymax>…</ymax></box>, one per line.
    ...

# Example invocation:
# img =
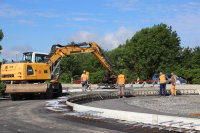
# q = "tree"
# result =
<box><xmin>110</xmin><ymin>23</ymin><xmax>181</xmax><ymax>81</ymax></box>
<box><xmin>0</xmin><ymin>29</ymin><xmax>3</xmax><ymax>41</ymax></box>
<box><xmin>0</xmin><ymin>29</ymin><xmax>3</xmax><ymax>52</ymax></box>
<box><xmin>59</xmin><ymin>55</ymin><xmax>82</xmax><ymax>83</ymax></box>
<box><xmin>0</xmin><ymin>29</ymin><xmax>4</xmax><ymax>96</ymax></box>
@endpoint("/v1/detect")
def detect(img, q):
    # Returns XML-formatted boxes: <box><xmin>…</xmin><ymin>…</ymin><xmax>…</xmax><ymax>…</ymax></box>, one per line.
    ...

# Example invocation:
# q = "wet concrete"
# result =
<box><xmin>84</xmin><ymin>95</ymin><xmax>200</xmax><ymax>118</ymax></box>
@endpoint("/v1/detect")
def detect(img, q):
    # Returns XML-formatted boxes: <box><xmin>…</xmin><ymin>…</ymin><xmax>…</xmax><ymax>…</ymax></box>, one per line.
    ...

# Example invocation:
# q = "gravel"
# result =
<box><xmin>126</xmin><ymin>95</ymin><xmax>200</xmax><ymax>116</ymax></box>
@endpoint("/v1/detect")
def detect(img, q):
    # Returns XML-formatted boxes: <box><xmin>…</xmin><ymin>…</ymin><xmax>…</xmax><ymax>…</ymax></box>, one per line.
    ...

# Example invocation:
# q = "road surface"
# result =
<box><xmin>0</xmin><ymin>99</ymin><xmax>147</xmax><ymax>133</ymax></box>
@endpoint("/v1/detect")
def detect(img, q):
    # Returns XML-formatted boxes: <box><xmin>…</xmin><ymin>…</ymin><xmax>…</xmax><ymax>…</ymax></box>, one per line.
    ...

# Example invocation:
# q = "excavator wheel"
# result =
<box><xmin>45</xmin><ymin>82</ymin><xmax>62</xmax><ymax>99</ymax></box>
<box><xmin>57</xmin><ymin>83</ymin><xmax>62</xmax><ymax>97</ymax></box>
<box><xmin>10</xmin><ymin>94</ymin><xmax>21</xmax><ymax>101</ymax></box>
<box><xmin>45</xmin><ymin>83</ymin><xmax>53</xmax><ymax>99</ymax></box>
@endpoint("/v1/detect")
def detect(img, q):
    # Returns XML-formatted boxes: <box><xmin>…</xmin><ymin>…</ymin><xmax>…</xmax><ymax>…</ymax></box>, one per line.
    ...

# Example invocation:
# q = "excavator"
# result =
<box><xmin>0</xmin><ymin>42</ymin><xmax>116</xmax><ymax>100</ymax></box>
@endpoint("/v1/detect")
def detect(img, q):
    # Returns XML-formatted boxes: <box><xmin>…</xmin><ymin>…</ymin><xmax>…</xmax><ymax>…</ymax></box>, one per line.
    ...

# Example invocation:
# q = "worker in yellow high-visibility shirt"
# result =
<box><xmin>116</xmin><ymin>73</ymin><xmax>126</xmax><ymax>98</ymax></box>
<box><xmin>159</xmin><ymin>72</ymin><xmax>167</xmax><ymax>96</ymax></box>
<box><xmin>170</xmin><ymin>72</ymin><xmax>177</xmax><ymax>96</ymax></box>
<box><xmin>81</xmin><ymin>70</ymin><xmax>89</xmax><ymax>92</ymax></box>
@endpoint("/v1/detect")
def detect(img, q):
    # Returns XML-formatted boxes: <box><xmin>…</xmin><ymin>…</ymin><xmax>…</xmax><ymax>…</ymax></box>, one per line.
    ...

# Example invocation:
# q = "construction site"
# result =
<box><xmin>1</xmin><ymin>1</ymin><xmax>200</xmax><ymax>133</ymax></box>
<box><xmin>0</xmin><ymin>41</ymin><xmax>199</xmax><ymax>133</ymax></box>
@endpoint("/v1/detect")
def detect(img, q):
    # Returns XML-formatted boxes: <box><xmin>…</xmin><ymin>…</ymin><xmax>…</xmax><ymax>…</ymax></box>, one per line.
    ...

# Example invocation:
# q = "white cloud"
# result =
<box><xmin>0</xmin><ymin>3</ymin><xmax>23</xmax><ymax>17</ymax></box>
<box><xmin>0</xmin><ymin>4</ymin><xmax>23</xmax><ymax>18</ymax></box>
<box><xmin>36</xmin><ymin>11</ymin><xmax>65</xmax><ymax>18</ymax></box>
<box><xmin>105</xmin><ymin>0</ymin><xmax>139</xmax><ymax>11</ymax></box>
<box><xmin>19</xmin><ymin>19</ymin><xmax>37</xmax><ymax>26</ymax></box>
<box><xmin>163</xmin><ymin>2</ymin><xmax>200</xmax><ymax>47</ymax></box>
<box><xmin>1</xmin><ymin>45</ymin><xmax>33</xmax><ymax>61</ymax></box>
<box><xmin>166</xmin><ymin>13</ymin><xmax>200</xmax><ymax>47</ymax></box>
<box><xmin>106</xmin><ymin>0</ymin><xmax>200</xmax><ymax>47</ymax></box>
<box><xmin>73</xmin><ymin>17</ymin><xmax>105</xmax><ymax>22</ymax></box>
<box><xmin>67</xmin><ymin>26</ymin><xmax>135</xmax><ymax>50</ymax></box>
<box><xmin>71</xmin><ymin>12</ymin><xmax>94</xmax><ymax>16</ymax></box>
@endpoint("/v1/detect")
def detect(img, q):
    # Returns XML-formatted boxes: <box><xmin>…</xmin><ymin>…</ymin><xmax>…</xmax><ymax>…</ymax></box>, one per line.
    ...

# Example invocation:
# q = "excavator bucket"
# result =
<box><xmin>5</xmin><ymin>84</ymin><xmax>48</xmax><ymax>94</ymax></box>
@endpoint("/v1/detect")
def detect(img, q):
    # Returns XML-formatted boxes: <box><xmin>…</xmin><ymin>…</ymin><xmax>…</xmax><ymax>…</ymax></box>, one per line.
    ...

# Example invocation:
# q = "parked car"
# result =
<box><xmin>176</xmin><ymin>76</ymin><xmax>187</xmax><ymax>84</ymax></box>
<box><xmin>152</xmin><ymin>73</ymin><xmax>187</xmax><ymax>84</ymax></box>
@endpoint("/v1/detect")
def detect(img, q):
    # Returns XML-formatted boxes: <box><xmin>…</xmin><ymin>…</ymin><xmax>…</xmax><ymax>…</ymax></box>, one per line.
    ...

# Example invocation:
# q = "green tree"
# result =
<box><xmin>0</xmin><ymin>29</ymin><xmax>3</xmax><ymax>41</ymax></box>
<box><xmin>110</xmin><ymin>23</ymin><xmax>181</xmax><ymax>81</ymax></box>
<box><xmin>78</xmin><ymin>53</ymin><xmax>106</xmax><ymax>83</ymax></box>
<box><xmin>0</xmin><ymin>29</ymin><xmax>4</xmax><ymax>96</ymax></box>
<box><xmin>0</xmin><ymin>29</ymin><xmax>3</xmax><ymax>52</ymax></box>
<box><xmin>59</xmin><ymin>55</ymin><xmax>82</xmax><ymax>83</ymax></box>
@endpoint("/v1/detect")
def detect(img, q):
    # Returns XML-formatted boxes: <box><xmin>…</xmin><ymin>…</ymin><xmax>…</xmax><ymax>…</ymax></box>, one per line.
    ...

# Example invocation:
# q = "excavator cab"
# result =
<box><xmin>22</xmin><ymin>52</ymin><xmax>48</xmax><ymax>63</ymax></box>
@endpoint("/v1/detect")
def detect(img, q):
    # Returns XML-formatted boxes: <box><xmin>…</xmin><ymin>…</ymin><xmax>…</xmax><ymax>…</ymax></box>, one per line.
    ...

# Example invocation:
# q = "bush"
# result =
<box><xmin>0</xmin><ymin>82</ymin><xmax>6</xmax><ymax>96</ymax></box>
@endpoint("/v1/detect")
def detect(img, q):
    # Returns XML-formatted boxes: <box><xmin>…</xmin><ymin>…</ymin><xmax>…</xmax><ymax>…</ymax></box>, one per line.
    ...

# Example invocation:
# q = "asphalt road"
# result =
<box><xmin>0</xmin><ymin>99</ymin><xmax>149</xmax><ymax>133</ymax></box>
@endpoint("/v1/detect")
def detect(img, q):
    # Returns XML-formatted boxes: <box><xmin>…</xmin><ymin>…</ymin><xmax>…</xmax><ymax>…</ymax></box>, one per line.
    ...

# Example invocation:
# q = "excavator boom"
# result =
<box><xmin>47</xmin><ymin>42</ymin><xmax>113</xmax><ymax>72</ymax></box>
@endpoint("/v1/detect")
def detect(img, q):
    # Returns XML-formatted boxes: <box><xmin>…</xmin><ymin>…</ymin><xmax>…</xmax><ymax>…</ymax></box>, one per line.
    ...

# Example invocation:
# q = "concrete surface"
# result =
<box><xmin>67</xmin><ymin>95</ymin><xmax>200</xmax><ymax>130</ymax></box>
<box><xmin>84</xmin><ymin>95</ymin><xmax>200</xmax><ymax>118</ymax></box>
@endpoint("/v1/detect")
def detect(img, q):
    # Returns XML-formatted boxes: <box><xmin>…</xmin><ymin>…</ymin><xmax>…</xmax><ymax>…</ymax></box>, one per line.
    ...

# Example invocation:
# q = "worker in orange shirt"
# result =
<box><xmin>116</xmin><ymin>73</ymin><xmax>126</xmax><ymax>98</ymax></box>
<box><xmin>81</xmin><ymin>70</ymin><xmax>89</xmax><ymax>92</ymax></box>
<box><xmin>170</xmin><ymin>72</ymin><xmax>177</xmax><ymax>96</ymax></box>
<box><xmin>159</xmin><ymin>72</ymin><xmax>167</xmax><ymax>96</ymax></box>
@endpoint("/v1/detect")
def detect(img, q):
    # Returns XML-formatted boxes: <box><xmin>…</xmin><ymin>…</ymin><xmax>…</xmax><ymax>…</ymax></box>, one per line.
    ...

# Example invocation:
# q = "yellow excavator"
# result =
<box><xmin>0</xmin><ymin>42</ymin><xmax>116</xmax><ymax>100</ymax></box>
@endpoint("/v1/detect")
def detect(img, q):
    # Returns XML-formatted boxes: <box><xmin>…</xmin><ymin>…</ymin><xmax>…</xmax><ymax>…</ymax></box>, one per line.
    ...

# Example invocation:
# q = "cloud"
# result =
<box><xmin>106</xmin><ymin>1</ymin><xmax>200</xmax><ymax>47</ymax></box>
<box><xmin>1</xmin><ymin>45</ymin><xmax>33</xmax><ymax>61</ymax></box>
<box><xmin>163</xmin><ymin>2</ymin><xmax>200</xmax><ymax>47</ymax></box>
<box><xmin>113</xmin><ymin>20</ymin><xmax>129</xmax><ymax>24</ymax></box>
<box><xmin>0</xmin><ymin>3</ymin><xmax>23</xmax><ymax>17</ymax></box>
<box><xmin>67</xmin><ymin>26</ymin><xmax>135</xmax><ymax>50</ymax></box>
<box><xmin>166</xmin><ymin>13</ymin><xmax>200</xmax><ymax>47</ymax></box>
<box><xmin>36</xmin><ymin>12</ymin><xmax>65</xmax><ymax>18</ymax></box>
<box><xmin>19</xmin><ymin>19</ymin><xmax>37</xmax><ymax>26</ymax></box>
<box><xmin>105</xmin><ymin>0</ymin><xmax>139</xmax><ymax>11</ymax></box>
<box><xmin>73</xmin><ymin>17</ymin><xmax>105</xmax><ymax>22</ymax></box>
<box><xmin>71</xmin><ymin>12</ymin><xmax>94</xmax><ymax>16</ymax></box>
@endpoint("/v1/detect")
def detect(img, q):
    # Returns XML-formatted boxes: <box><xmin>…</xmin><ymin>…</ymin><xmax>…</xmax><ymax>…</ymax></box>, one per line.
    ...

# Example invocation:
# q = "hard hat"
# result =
<box><xmin>83</xmin><ymin>70</ymin><xmax>86</xmax><ymax>73</ymax></box>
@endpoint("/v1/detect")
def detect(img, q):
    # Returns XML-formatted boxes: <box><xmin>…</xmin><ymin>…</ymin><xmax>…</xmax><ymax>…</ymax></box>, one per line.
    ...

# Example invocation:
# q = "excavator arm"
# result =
<box><xmin>47</xmin><ymin>42</ymin><xmax>116</xmax><ymax>84</ymax></box>
<box><xmin>48</xmin><ymin>42</ymin><xmax>113</xmax><ymax>71</ymax></box>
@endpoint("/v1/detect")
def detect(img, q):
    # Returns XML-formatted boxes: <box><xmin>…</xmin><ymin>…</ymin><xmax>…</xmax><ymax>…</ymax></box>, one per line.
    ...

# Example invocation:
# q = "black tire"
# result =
<box><xmin>45</xmin><ymin>83</ymin><xmax>53</xmax><ymax>99</ymax></box>
<box><xmin>57</xmin><ymin>83</ymin><xmax>62</xmax><ymax>97</ymax></box>
<box><xmin>10</xmin><ymin>94</ymin><xmax>20</xmax><ymax>101</ymax></box>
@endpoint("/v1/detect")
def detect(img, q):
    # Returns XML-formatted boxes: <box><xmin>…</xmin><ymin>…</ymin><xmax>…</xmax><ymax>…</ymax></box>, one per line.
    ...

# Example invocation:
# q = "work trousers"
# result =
<box><xmin>160</xmin><ymin>83</ymin><xmax>166</xmax><ymax>96</ymax></box>
<box><xmin>171</xmin><ymin>84</ymin><xmax>176</xmax><ymax>95</ymax></box>
<box><xmin>82</xmin><ymin>81</ymin><xmax>89</xmax><ymax>91</ymax></box>
<box><xmin>118</xmin><ymin>85</ymin><xmax>125</xmax><ymax>97</ymax></box>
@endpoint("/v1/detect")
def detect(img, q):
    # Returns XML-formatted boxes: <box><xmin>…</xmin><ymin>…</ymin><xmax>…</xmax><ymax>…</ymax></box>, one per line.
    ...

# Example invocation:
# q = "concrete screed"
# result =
<box><xmin>64</xmin><ymin>84</ymin><xmax>200</xmax><ymax>117</ymax></box>
<box><xmin>84</xmin><ymin>95</ymin><xmax>200</xmax><ymax>118</ymax></box>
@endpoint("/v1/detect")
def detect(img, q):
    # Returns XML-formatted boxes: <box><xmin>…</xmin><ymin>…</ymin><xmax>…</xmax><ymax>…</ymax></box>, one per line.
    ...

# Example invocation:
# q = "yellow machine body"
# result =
<box><xmin>1</xmin><ymin>63</ymin><xmax>51</xmax><ymax>94</ymax></box>
<box><xmin>1</xmin><ymin>63</ymin><xmax>51</xmax><ymax>81</ymax></box>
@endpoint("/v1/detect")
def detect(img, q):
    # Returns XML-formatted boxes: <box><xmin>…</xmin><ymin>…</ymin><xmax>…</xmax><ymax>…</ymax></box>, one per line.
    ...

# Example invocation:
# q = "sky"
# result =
<box><xmin>0</xmin><ymin>0</ymin><xmax>200</xmax><ymax>60</ymax></box>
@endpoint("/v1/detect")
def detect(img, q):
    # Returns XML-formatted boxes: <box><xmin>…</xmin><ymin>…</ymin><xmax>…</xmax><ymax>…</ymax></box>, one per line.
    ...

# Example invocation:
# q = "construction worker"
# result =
<box><xmin>159</xmin><ymin>72</ymin><xmax>167</xmax><ymax>96</ymax></box>
<box><xmin>116</xmin><ymin>73</ymin><xmax>126</xmax><ymax>98</ymax></box>
<box><xmin>81</xmin><ymin>70</ymin><xmax>89</xmax><ymax>92</ymax></box>
<box><xmin>170</xmin><ymin>72</ymin><xmax>177</xmax><ymax>96</ymax></box>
